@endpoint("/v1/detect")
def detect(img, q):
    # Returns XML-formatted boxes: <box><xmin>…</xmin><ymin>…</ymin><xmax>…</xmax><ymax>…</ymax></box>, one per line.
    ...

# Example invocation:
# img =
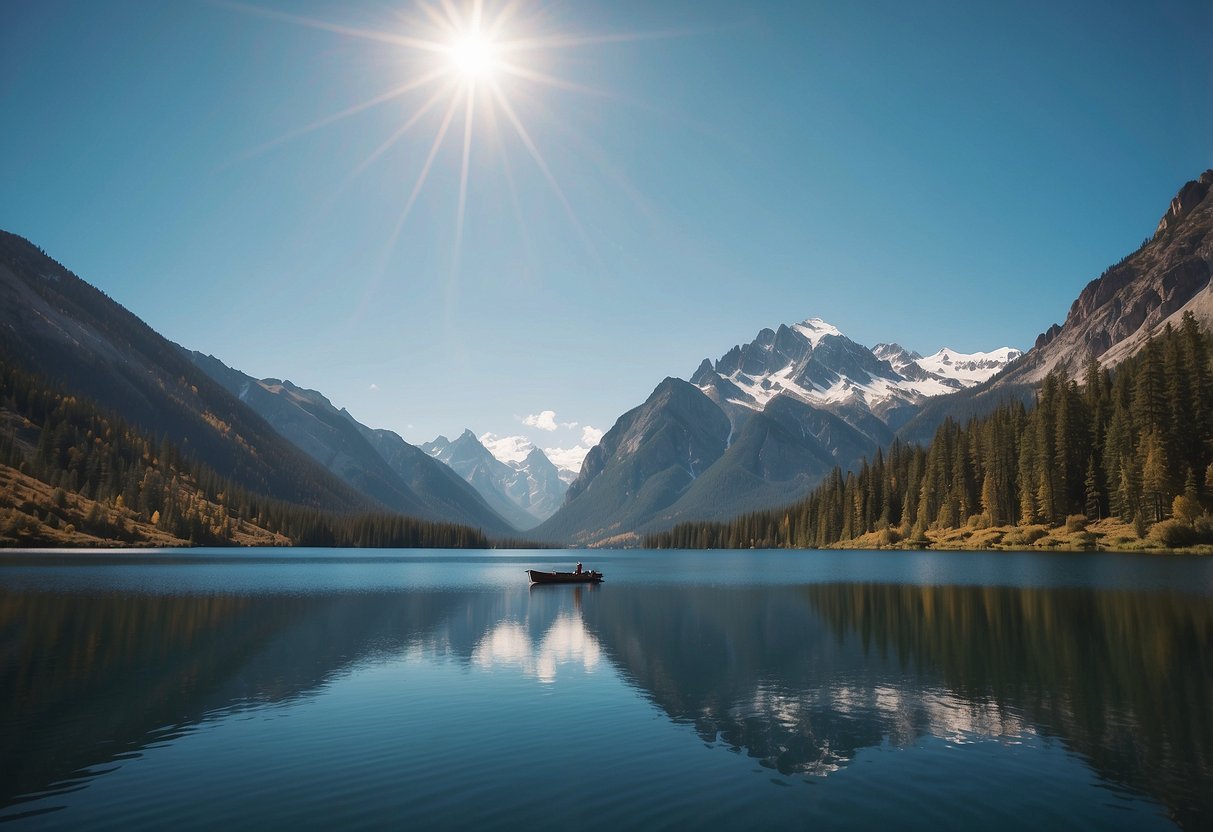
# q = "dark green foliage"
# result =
<box><xmin>647</xmin><ymin>314</ymin><xmax>1213</xmax><ymax>550</ymax></box>
<box><xmin>0</xmin><ymin>358</ymin><xmax>488</xmax><ymax>549</ymax></box>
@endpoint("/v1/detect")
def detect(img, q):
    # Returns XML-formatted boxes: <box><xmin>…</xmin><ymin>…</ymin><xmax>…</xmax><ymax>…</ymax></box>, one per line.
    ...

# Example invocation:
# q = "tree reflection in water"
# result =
<box><xmin>1</xmin><ymin>581</ymin><xmax>1209</xmax><ymax>827</ymax></box>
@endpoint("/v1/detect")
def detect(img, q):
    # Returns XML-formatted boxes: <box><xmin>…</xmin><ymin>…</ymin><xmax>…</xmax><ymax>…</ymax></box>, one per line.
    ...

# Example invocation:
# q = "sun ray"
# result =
<box><xmin>536</xmin><ymin>101</ymin><xmax>661</xmax><ymax>224</ymax></box>
<box><xmin>453</xmin><ymin>84</ymin><xmax>478</xmax><ymax>266</ymax></box>
<box><xmin>239</xmin><ymin>68</ymin><xmax>447</xmax><ymax>161</ymax></box>
<box><xmin>392</xmin><ymin>94</ymin><xmax>461</xmax><ymax>246</ymax></box>
<box><xmin>487</xmin><ymin>78</ymin><xmax>604</xmax><ymax>271</ymax></box>
<box><xmin>497</xmin><ymin>29</ymin><xmax>697</xmax><ymax>53</ymax></box>
<box><xmin>414</xmin><ymin>0</ymin><xmax>457</xmax><ymax>34</ymax></box>
<box><xmin>493</xmin><ymin>108</ymin><xmax>538</xmax><ymax>286</ymax></box>
<box><xmin>217</xmin><ymin>1</ymin><xmax>449</xmax><ymax>53</ymax></box>
<box><xmin>349</xmin><ymin>79</ymin><xmax>457</xmax><ymax>180</ymax></box>
<box><xmin>486</xmin><ymin>0</ymin><xmax>527</xmax><ymax>39</ymax></box>
<box><xmin>438</xmin><ymin>0</ymin><xmax>466</xmax><ymax>31</ymax></box>
<box><xmin>495</xmin><ymin>62</ymin><xmax>615</xmax><ymax>99</ymax></box>
<box><xmin>357</xmin><ymin>93</ymin><xmax>463</xmax><ymax>321</ymax></box>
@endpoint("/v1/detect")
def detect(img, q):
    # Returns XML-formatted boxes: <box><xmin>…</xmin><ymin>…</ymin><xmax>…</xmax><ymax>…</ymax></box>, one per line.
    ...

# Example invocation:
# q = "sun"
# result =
<box><xmin>226</xmin><ymin>0</ymin><xmax>672</xmax><ymax>276</ymax></box>
<box><xmin>449</xmin><ymin>32</ymin><xmax>496</xmax><ymax>80</ymax></box>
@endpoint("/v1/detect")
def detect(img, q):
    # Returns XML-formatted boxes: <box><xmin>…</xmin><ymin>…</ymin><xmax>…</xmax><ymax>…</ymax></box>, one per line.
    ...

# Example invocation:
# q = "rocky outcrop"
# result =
<box><xmin>999</xmin><ymin>170</ymin><xmax>1213</xmax><ymax>384</ymax></box>
<box><xmin>1155</xmin><ymin>170</ymin><xmax>1213</xmax><ymax>237</ymax></box>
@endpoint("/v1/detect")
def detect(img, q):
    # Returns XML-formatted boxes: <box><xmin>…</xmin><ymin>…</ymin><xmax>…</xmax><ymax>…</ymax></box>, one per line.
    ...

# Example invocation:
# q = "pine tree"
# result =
<box><xmin>1084</xmin><ymin>455</ymin><xmax>1102</xmax><ymax>521</ymax></box>
<box><xmin>1140</xmin><ymin>431</ymin><xmax>1171</xmax><ymax>523</ymax></box>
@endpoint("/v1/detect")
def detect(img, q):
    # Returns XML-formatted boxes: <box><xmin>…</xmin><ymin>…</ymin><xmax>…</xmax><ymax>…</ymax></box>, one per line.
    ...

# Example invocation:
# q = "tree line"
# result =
<box><xmin>0</xmin><ymin>357</ymin><xmax>488</xmax><ymax>548</ymax></box>
<box><xmin>647</xmin><ymin>312</ymin><xmax>1213</xmax><ymax>550</ymax></box>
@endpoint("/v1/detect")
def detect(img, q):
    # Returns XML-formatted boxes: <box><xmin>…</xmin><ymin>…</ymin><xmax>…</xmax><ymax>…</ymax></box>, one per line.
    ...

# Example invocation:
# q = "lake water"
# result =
<box><xmin>2</xmin><ymin>549</ymin><xmax>1211</xmax><ymax>830</ymax></box>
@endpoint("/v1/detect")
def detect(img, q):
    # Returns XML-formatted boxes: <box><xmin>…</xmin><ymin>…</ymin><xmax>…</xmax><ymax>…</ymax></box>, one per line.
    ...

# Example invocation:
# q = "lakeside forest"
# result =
<box><xmin>648</xmin><ymin>313</ymin><xmax>1213</xmax><ymax>552</ymax></box>
<box><xmin>3</xmin><ymin>314</ymin><xmax>1213</xmax><ymax>551</ymax></box>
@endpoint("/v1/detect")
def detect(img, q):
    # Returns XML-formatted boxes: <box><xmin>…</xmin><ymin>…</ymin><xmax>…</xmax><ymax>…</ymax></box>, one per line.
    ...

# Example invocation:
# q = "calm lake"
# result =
<box><xmin>2</xmin><ymin>549</ymin><xmax>1211</xmax><ymax>830</ymax></box>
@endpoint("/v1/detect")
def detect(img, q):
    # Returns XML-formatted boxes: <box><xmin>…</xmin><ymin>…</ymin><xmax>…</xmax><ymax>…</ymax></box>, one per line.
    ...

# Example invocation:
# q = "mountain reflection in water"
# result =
<box><xmin>582</xmin><ymin>583</ymin><xmax>1212</xmax><ymax>826</ymax></box>
<box><xmin>1</xmin><ymin>579</ymin><xmax>1209</xmax><ymax>827</ymax></box>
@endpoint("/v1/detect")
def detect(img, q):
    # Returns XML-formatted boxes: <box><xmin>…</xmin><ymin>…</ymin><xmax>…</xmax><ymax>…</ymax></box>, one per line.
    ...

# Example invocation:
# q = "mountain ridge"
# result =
<box><xmin>0</xmin><ymin>230</ymin><xmax>371</xmax><ymax>512</ymax></box>
<box><xmin>185</xmin><ymin>351</ymin><xmax>517</xmax><ymax>537</ymax></box>
<box><xmin>535</xmin><ymin>316</ymin><xmax>1020</xmax><ymax>544</ymax></box>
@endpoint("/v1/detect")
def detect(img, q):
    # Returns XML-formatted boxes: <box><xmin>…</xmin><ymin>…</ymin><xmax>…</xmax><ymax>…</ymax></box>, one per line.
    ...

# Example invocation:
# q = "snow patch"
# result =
<box><xmin>915</xmin><ymin>347</ymin><xmax>1022</xmax><ymax>385</ymax></box>
<box><xmin>695</xmin><ymin>315</ymin><xmax>1021</xmax><ymax>414</ymax></box>
<box><xmin>791</xmin><ymin>317</ymin><xmax>843</xmax><ymax>347</ymax></box>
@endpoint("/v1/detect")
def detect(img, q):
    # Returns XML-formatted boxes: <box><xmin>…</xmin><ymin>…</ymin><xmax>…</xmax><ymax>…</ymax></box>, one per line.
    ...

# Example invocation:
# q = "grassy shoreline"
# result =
<box><xmin>831</xmin><ymin>517</ymin><xmax>1213</xmax><ymax>554</ymax></box>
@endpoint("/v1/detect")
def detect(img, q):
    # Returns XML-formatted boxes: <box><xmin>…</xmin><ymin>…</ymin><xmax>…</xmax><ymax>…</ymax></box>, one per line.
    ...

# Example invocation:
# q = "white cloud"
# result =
<box><xmin>368</xmin><ymin>383</ymin><xmax>380</xmax><ymax>392</ymax></box>
<box><xmin>580</xmin><ymin>425</ymin><xmax>604</xmax><ymax>446</ymax></box>
<box><xmin>479</xmin><ymin>432</ymin><xmax>536</xmax><ymax>465</ymax></box>
<box><xmin>522</xmin><ymin>410</ymin><xmax>577</xmax><ymax>432</ymax></box>
<box><xmin>543</xmin><ymin>444</ymin><xmax>593</xmax><ymax>481</ymax></box>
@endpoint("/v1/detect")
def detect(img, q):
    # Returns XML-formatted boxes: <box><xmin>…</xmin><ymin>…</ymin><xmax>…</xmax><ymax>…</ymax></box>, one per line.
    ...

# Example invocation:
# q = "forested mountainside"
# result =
<box><xmin>0</xmin><ymin>231</ymin><xmax>370</xmax><ymax>512</ymax></box>
<box><xmin>0</xmin><ymin>357</ymin><xmax>488</xmax><ymax>548</ymax></box>
<box><xmin>649</xmin><ymin>314</ymin><xmax>1213</xmax><ymax>551</ymax></box>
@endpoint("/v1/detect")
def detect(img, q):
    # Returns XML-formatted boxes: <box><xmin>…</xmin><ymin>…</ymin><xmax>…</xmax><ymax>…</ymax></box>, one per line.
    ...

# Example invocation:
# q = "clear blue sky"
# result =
<box><xmin>2</xmin><ymin>0</ymin><xmax>1210</xmax><ymax>454</ymax></box>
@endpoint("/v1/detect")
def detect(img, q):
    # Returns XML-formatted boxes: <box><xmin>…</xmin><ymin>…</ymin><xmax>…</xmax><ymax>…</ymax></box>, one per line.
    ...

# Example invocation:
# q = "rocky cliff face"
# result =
<box><xmin>533</xmin><ymin>378</ymin><xmax>732</xmax><ymax>544</ymax></box>
<box><xmin>1003</xmin><ymin>170</ymin><xmax>1213</xmax><ymax>383</ymax></box>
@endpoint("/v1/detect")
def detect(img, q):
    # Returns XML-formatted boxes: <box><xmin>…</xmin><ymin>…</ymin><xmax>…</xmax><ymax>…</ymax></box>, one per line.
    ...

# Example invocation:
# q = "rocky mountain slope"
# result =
<box><xmin>0</xmin><ymin>231</ymin><xmax>368</xmax><ymax>512</ymax></box>
<box><xmin>1000</xmin><ymin>169</ymin><xmax>1213</xmax><ymax>384</ymax></box>
<box><xmin>902</xmin><ymin>169</ymin><xmax>1213</xmax><ymax>445</ymax></box>
<box><xmin>533</xmin><ymin>378</ymin><xmax>732</xmax><ymax>545</ymax></box>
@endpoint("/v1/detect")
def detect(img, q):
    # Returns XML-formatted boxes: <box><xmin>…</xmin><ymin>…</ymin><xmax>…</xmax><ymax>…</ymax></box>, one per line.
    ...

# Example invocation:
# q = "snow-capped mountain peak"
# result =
<box><xmin>915</xmin><ymin>346</ymin><xmax>1023</xmax><ymax>385</ymax></box>
<box><xmin>423</xmin><ymin>431</ymin><xmax>569</xmax><ymax>527</ymax></box>
<box><xmin>871</xmin><ymin>343</ymin><xmax>923</xmax><ymax>374</ymax></box>
<box><xmin>791</xmin><ymin>317</ymin><xmax>843</xmax><ymax>346</ymax></box>
<box><xmin>692</xmin><ymin>317</ymin><xmax>1021</xmax><ymax>420</ymax></box>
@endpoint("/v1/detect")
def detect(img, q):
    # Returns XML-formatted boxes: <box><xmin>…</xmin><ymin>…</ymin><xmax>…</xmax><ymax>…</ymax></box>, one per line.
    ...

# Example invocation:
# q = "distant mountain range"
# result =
<box><xmin>420</xmin><ymin>431</ymin><xmax>567</xmax><ymax>530</ymax></box>
<box><xmin>185</xmin><ymin>352</ymin><xmax>517</xmax><ymax>537</ymax></box>
<box><xmin>2</xmin><ymin>169</ymin><xmax>1210</xmax><ymax>547</ymax></box>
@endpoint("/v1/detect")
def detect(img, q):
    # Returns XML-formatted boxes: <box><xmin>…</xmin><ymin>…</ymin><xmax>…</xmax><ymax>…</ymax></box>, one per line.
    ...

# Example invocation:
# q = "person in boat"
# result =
<box><xmin>575</xmin><ymin>562</ymin><xmax>583</xmax><ymax>574</ymax></box>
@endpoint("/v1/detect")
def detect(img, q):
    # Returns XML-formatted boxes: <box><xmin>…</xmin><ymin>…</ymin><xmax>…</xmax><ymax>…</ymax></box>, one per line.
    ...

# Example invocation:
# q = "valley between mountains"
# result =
<box><xmin>1</xmin><ymin>169</ymin><xmax>1211</xmax><ymax>548</ymax></box>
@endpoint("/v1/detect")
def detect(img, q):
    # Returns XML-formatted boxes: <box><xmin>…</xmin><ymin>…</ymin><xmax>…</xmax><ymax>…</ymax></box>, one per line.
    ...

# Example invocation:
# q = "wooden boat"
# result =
<box><xmin>527</xmin><ymin>568</ymin><xmax>604</xmax><ymax>585</ymax></box>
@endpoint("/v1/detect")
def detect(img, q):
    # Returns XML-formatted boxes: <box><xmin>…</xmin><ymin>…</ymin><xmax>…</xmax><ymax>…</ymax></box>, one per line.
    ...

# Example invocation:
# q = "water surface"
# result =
<box><xmin>2</xmin><ymin>549</ymin><xmax>1211</xmax><ymax>829</ymax></box>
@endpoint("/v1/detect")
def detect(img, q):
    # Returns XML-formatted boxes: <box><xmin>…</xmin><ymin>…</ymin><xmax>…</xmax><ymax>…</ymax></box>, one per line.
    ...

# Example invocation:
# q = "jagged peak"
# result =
<box><xmin>691</xmin><ymin>358</ymin><xmax>717</xmax><ymax>385</ymax></box>
<box><xmin>791</xmin><ymin>317</ymin><xmax>843</xmax><ymax>346</ymax></box>
<box><xmin>1155</xmin><ymin>169</ymin><xmax>1213</xmax><ymax>237</ymax></box>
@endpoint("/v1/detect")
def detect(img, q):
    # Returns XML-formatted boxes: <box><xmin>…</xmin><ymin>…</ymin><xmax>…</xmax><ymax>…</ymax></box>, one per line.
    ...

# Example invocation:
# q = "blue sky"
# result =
<box><xmin>2</xmin><ymin>0</ymin><xmax>1210</xmax><ymax>458</ymax></box>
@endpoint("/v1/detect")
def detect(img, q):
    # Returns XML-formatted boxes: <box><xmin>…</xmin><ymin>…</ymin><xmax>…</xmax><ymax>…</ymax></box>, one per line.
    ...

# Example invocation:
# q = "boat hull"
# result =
<box><xmin>527</xmin><ymin>569</ymin><xmax>604</xmax><ymax>585</ymax></box>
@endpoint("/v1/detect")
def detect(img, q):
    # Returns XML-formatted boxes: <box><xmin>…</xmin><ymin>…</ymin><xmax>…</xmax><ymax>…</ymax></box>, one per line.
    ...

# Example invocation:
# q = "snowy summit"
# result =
<box><xmin>691</xmin><ymin>317</ymin><xmax>1021</xmax><ymax>418</ymax></box>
